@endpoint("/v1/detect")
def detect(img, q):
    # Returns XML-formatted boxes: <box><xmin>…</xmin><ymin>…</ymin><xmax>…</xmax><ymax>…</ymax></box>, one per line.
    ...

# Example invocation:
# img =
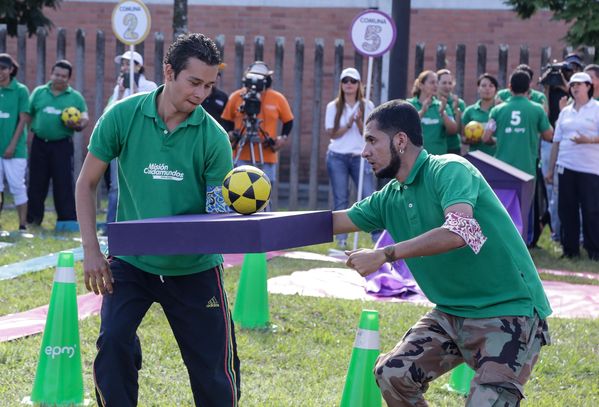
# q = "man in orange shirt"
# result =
<box><xmin>221</xmin><ymin>61</ymin><xmax>293</xmax><ymax>187</ymax></box>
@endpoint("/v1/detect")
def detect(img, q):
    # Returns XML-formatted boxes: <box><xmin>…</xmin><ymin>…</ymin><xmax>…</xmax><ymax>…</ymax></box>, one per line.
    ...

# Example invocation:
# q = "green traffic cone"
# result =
<box><xmin>444</xmin><ymin>363</ymin><xmax>476</xmax><ymax>396</ymax></box>
<box><xmin>233</xmin><ymin>253</ymin><xmax>269</xmax><ymax>329</ymax></box>
<box><xmin>29</xmin><ymin>251</ymin><xmax>85</xmax><ymax>405</ymax></box>
<box><xmin>340</xmin><ymin>309</ymin><xmax>382</xmax><ymax>407</ymax></box>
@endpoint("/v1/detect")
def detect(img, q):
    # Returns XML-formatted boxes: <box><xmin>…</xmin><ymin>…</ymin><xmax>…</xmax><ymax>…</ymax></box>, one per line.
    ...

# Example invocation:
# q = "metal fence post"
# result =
<box><xmin>498</xmin><ymin>44</ymin><xmax>509</xmax><ymax>89</ymax></box>
<box><xmin>36</xmin><ymin>27</ymin><xmax>47</xmax><ymax>86</ymax></box>
<box><xmin>17</xmin><ymin>25</ymin><xmax>27</xmax><ymax>84</ymax></box>
<box><xmin>288</xmin><ymin>37</ymin><xmax>304</xmax><ymax>210</ymax></box>
<box><xmin>477</xmin><ymin>44</ymin><xmax>487</xmax><ymax>78</ymax></box>
<box><xmin>234</xmin><ymin>36</ymin><xmax>245</xmax><ymax>88</ymax></box>
<box><xmin>414</xmin><ymin>43</ymin><xmax>424</xmax><ymax>77</ymax></box>
<box><xmin>436</xmin><ymin>44</ymin><xmax>446</xmax><ymax>70</ymax></box>
<box><xmin>455</xmin><ymin>44</ymin><xmax>465</xmax><ymax>98</ymax></box>
<box><xmin>154</xmin><ymin>32</ymin><xmax>164</xmax><ymax>85</ymax></box>
<box><xmin>309</xmin><ymin>39</ymin><xmax>324</xmax><ymax>209</ymax></box>
<box><xmin>57</xmin><ymin>28</ymin><xmax>67</xmax><ymax>61</ymax></box>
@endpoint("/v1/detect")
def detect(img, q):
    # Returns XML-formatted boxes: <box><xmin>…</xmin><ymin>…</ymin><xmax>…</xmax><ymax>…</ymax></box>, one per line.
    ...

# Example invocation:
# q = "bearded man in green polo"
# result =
<box><xmin>333</xmin><ymin>100</ymin><xmax>551</xmax><ymax>406</ymax></box>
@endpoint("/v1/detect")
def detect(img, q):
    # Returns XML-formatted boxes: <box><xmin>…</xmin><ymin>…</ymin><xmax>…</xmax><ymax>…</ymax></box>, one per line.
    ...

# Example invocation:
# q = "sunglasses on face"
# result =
<box><xmin>341</xmin><ymin>77</ymin><xmax>358</xmax><ymax>84</ymax></box>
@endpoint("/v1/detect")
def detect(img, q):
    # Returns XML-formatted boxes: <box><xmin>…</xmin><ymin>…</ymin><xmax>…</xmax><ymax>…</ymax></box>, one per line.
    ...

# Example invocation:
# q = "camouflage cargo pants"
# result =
<box><xmin>374</xmin><ymin>309</ymin><xmax>550</xmax><ymax>406</ymax></box>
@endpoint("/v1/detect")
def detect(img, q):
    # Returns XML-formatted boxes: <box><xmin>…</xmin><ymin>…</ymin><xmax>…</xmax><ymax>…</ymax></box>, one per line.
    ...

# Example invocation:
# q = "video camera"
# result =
<box><xmin>239</xmin><ymin>73</ymin><xmax>267</xmax><ymax>116</ymax></box>
<box><xmin>540</xmin><ymin>61</ymin><xmax>574</xmax><ymax>87</ymax></box>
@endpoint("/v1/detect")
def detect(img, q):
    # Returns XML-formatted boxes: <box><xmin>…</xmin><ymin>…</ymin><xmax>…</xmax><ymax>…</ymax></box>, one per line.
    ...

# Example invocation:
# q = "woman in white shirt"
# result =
<box><xmin>325</xmin><ymin>68</ymin><xmax>375</xmax><ymax>249</ymax></box>
<box><xmin>106</xmin><ymin>51</ymin><xmax>158</xmax><ymax>223</ymax></box>
<box><xmin>546</xmin><ymin>72</ymin><xmax>599</xmax><ymax>260</ymax></box>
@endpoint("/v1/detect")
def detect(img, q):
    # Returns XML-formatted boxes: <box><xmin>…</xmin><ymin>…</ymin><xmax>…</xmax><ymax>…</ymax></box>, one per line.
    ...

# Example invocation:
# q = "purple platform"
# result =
<box><xmin>466</xmin><ymin>150</ymin><xmax>535</xmax><ymax>239</ymax></box>
<box><xmin>107</xmin><ymin>211</ymin><xmax>333</xmax><ymax>256</ymax></box>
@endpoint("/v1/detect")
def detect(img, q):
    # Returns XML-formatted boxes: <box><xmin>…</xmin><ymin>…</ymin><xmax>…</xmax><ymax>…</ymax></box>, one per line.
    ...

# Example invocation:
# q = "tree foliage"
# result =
<box><xmin>505</xmin><ymin>0</ymin><xmax>599</xmax><ymax>47</ymax></box>
<box><xmin>0</xmin><ymin>0</ymin><xmax>62</xmax><ymax>37</ymax></box>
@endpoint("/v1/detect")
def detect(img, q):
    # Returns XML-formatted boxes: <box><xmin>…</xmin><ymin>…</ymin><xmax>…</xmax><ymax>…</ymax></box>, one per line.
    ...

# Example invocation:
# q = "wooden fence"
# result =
<box><xmin>0</xmin><ymin>24</ymin><xmax>595</xmax><ymax>210</ymax></box>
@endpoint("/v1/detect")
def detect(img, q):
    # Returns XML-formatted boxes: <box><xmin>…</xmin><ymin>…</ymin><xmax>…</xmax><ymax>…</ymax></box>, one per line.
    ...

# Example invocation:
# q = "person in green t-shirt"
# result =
<box><xmin>332</xmin><ymin>100</ymin><xmax>551</xmax><ymax>406</ymax></box>
<box><xmin>76</xmin><ymin>34</ymin><xmax>239</xmax><ymax>406</ymax></box>
<box><xmin>496</xmin><ymin>64</ymin><xmax>548</xmax><ymax>112</ymax></box>
<box><xmin>27</xmin><ymin>60</ymin><xmax>89</xmax><ymax>226</ymax></box>
<box><xmin>437</xmin><ymin>69</ymin><xmax>465</xmax><ymax>154</ymax></box>
<box><xmin>0</xmin><ymin>53</ymin><xmax>29</xmax><ymax>230</ymax></box>
<box><xmin>407</xmin><ymin>70</ymin><xmax>457</xmax><ymax>155</ymax></box>
<box><xmin>462</xmin><ymin>73</ymin><xmax>499</xmax><ymax>156</ymax></box>
<box><xmin>483</xmin><ymin>71</ymin><xmax>553</xmax><ymax>177</ymax></box>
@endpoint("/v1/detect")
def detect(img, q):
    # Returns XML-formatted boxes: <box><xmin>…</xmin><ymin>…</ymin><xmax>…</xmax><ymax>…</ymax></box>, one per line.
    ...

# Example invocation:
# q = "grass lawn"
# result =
<box><xmin>0</xmin><ymin>207</ymin><xmax>598</xmax><ymax>406</ymax></box>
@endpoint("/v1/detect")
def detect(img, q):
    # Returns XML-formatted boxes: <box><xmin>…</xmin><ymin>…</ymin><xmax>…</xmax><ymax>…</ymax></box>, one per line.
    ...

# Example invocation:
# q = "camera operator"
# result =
<box><xmin>541</xmin><ymin>53</ymin><xmax>584</xmax><ymax>127</ymax></box>
<box><xmin>221</xmin><ymin>61</ymin><xmax>293</xmax><ymax>189</ymax></box>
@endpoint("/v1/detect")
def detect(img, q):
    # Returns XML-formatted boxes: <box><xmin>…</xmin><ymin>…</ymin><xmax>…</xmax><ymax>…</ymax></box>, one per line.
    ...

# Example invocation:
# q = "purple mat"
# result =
<box><xmin>108</xmin><ymin>211</ymin><xmax>333</xmax><ymax>256</ymax></box>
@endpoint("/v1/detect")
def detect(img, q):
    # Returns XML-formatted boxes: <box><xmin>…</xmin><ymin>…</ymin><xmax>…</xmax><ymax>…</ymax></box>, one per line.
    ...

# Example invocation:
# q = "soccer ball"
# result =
<box><xmin>61</xmin><ymin>107</ymin><xmax>81</xmax><ymax>125</ymax></box>
<box><xmin>464</xmin><ymin>121</ymin><xmax>484</xmax><ymax>143</ymax></box>
<box><xmin>222</xmin><ymin>165</ymin><xmax>271</xmax><ymax>215</ymax></box>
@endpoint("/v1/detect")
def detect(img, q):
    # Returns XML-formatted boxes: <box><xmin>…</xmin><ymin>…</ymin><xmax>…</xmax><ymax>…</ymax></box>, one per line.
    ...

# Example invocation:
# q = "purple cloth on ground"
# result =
<box><xmin>364</xmin><ymin>188</ymin><xmax>522</xmax><ymax>298</ymax></box>
<box><xmin>364</xmin><ymin>231</ymin><xmax>422</xmax><ymax>298</ymax></box>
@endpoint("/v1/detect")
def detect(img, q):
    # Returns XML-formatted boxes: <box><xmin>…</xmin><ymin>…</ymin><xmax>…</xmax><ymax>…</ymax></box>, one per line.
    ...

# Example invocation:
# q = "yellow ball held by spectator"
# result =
<box><xmin>464</xmin><ymin>120</ymin><xmax>484</xmax><ymax>143</ymax></box>
<box><xmin>61</xmin><ymin>107</ymin><xmax>81</xmax><ymax>126</ymax></box>
<box><xmin>222</xmin><ymin>165</ymin><xmax>271</xmax><ymax>215</ymax></box>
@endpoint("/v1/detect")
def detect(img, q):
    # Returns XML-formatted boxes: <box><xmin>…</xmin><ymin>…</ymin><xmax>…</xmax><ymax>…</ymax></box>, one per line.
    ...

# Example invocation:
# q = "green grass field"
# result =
<box><xmin>0</xmin><ymin>207</ymin><xmax>598</xmax><ymax>406</ymax></box>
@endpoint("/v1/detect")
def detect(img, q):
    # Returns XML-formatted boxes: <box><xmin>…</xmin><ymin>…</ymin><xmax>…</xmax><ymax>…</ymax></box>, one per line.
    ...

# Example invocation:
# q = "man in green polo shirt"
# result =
<box><xmin>496</xmin><ymin>65</ymin><xmax>548</xmax><ymax>111</ymax></box>
<box><xmin>333</xmin><ymin>100</ymin><xmax>551</xmax><ymax>406</ymax></box>
<box><xmin>28</xmin><ymin>60</ymin><xmax>89</xmax><ymax>227</ymax></box>
<box><xmin>483</xmin><ymin>71</ymin><xmax>553</xmax><ymax>177</ymax></box>
<box><xmin>76</xmin><ymin>33</ymin><xmax>239</xmax><ymax>406</ymax></box>
<box><xmin>0</xmin><ymin>53</ymin><xmax>29</xmax><ymax>230</ymax></box>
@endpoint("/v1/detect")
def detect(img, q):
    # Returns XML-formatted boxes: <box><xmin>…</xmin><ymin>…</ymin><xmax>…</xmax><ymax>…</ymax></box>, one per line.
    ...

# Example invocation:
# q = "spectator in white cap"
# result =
<box><xmin>546</xmin><ymin>71</ymin><xmax>599</xmax><ymax>261</ymax></box>
<box><xmin>110</xmin><ymin>50</ymin><xmax>157</xmax><ymax>105</ymax></box>
<box><xmin>324</xmin><ymin>67</ymin><xmax>378</xmax><ymax>249</ymax></box>
<box><xmin>105</xmin><ymin>51</ymin><xmax>157</xmax><ymax>224</ymax></box>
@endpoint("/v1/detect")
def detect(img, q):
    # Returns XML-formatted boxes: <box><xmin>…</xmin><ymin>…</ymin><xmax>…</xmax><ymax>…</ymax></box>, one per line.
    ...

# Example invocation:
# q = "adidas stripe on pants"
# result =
<box><xmin>93</xmin><ymin>258</ymin><xmax>240</xmax><ymax>406</ymax></box>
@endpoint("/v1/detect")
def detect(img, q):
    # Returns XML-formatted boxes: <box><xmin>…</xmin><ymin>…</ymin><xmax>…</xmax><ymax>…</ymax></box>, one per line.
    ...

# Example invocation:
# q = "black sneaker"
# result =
<box><xmin>19</xmin><ymin>225</ymin><xmax>26</xmax><ymax>231</ymax></box>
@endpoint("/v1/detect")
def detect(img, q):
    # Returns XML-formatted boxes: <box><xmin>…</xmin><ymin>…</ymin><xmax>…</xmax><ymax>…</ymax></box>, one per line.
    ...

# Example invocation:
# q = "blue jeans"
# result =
<box><xmin>326</xmin><ymin>151</ymin><xmax>375</xmax><ymax>243</ymax></box>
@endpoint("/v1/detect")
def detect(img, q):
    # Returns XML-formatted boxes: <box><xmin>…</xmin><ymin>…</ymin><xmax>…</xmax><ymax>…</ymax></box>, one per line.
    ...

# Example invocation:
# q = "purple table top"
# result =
<box><xmin>108</xmin><ymin>211</ymin><xmax>333</xmax><ymax>256</ymax></box>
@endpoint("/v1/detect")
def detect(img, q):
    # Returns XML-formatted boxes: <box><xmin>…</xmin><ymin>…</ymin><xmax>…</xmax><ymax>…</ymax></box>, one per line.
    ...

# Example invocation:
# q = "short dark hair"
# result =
<box><xmin>515</xmin><ymin>64</ymin><xmax>534</xmax><ymax>81</ymax></box>
<box><xmin>510</xmin><ymin>70</ymin><xmax>530</xmax><ymax>94</ymax></box>
<box><xmin>477</xmin><ymin>73</ymin><xmax>498</xmax><ymax>89</ymax></box>
<box><xmin>52</xmin><ymin>60</ymin><xmax>73</xmax><ymax>78</ymax></box>
<box><xmin>164</xmin><ymin>33</ymin><xmax>221</xmax><ymax>79</ymax></box>
<box><xmin>366</xmin><ymin>99</ymin><xmax>423</xmax><ymax>147</ymax></box>
<box><xmin>0</xmin><ymin>53</ymin><xmax>18</xmax><ymax>79</ymax></box>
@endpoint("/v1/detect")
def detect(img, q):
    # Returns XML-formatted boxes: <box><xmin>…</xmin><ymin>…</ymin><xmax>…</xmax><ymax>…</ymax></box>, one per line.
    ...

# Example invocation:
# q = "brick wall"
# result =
<box><xmin>3</xmin><ymin>3</ymin><xmax>570</xmax><ymax>184</ymax></box>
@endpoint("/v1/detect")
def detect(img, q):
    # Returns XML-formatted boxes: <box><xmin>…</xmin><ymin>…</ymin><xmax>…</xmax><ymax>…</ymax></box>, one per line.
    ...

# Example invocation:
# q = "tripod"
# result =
<box><xmin>233</xmin><ymin>115</ymin><xmax>273</xmax><ymax>166</ymax></box>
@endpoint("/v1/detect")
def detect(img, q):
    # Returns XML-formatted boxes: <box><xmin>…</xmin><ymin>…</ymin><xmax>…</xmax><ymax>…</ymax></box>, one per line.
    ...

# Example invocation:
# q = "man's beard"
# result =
<box><xmin>375</xmin><ymin>139</ymin><xmax>401</xmax><ymax>179</ymax></box>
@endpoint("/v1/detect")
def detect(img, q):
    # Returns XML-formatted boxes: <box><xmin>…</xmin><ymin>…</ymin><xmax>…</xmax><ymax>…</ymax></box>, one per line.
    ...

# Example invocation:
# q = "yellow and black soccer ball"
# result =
<box><xmin>222</xmin><ymin>165</ymin><xmax>271</xmax><ymax>215</ymax></box>
<box><xmin>464</xmin><ymin>120</ymin><xmax>484</xmax><ymax>143</ymax></box>
<box><xmin>61</xmin><ymin>106</ymin><xmax>81</xmax><ymax>125</ymax></box>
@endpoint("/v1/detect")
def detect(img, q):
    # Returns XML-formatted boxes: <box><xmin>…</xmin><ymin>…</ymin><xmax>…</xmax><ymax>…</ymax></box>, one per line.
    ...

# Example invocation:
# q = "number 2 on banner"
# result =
<box><xmin>123</xmin><ymin>13</ymin><xmax>139</xmax><ymax>40</ymax></box>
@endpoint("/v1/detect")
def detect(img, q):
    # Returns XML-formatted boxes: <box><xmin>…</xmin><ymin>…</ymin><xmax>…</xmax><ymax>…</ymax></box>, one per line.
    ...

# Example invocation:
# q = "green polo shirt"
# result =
<box><xmin>445</xmin><ymin>97</ymin><xmax>465</xmax><ymax>152</ymax></box>
<box><xmin>497</xmin><ymin>88</ymin><xmax>547</xmax><ymax>107</ymax></box>
<box><xmin>0</xmin><ymin>78</ymin><xmax>29</xmax><ymax>158</ymax></box>
<box><xmin>462</xmin><ymin>100</ymin><xmax>496</xmax><ymax>156</ymax></box>
<box><xmin>89</xmin><ymin>86</ymin><xmax>233</xmax><ymax>276</ymax></box>
<box><xmin>348</xmin><ymin>150</ymin><xmax>551</xmax><ymax>319</ymax></box>
<box><xmin>490</xmin><ymin>96</ymin><xmax>550</xmax><ymax>176</ymax></box>
<box><xmin>407</xmin><ymin>97</ymin><xmax>447</xmax><ymax>155</ymax></box>
<box><xmin>29</xmin><ymin>82</ymin><xmax>87</xmax><ymax>141</ymax></box>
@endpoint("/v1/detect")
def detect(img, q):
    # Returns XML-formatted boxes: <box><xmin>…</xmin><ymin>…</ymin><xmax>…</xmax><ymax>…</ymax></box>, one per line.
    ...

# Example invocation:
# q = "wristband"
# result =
<box><xmin>383</xmin><ymin>245</ymin><xmax>396</xmax><ymax>263</ymax></box>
